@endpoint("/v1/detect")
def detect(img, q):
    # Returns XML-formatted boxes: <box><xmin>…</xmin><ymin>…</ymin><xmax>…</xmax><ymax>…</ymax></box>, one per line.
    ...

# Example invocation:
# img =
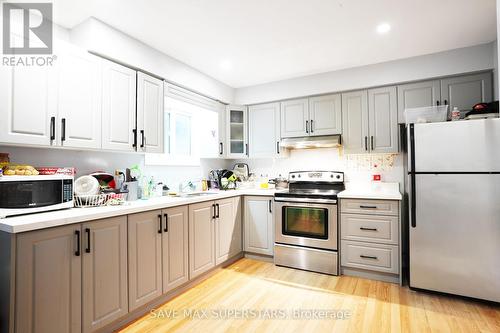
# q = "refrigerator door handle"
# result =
<box><xmin>409</xmin><ymin>124</ymin><xmax>416</xmax><ymax>228</ymax></box>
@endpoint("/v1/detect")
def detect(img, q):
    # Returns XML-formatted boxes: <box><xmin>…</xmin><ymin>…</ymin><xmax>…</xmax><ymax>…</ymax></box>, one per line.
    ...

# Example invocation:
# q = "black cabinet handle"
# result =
<box><xmin>276</xmin><ymin>141</ymin><xmax>280</xmax><ymax>154</ymax></box>
<box><xmin>140</xmin><ymin>130</ymin><xmax>145</xmax><ymax>148</ymax></box>
<box><xmin>50</xmin><ymin>116</ymin><xmax>55</xmax><ymax>142</ymax></box>
<box><xmin>74</xmin><ymin>230</ymin><xmax>80</xmax><ymax>256</ymax></box>
<box><xmin>359</xmin><ymin>205</ymin><xmax>377</xmax><ymax>209</ymax></box>
<box><xmin>436</xmin><ymin>100</ymin><xmax>440</xmax><ymax>106</ymax></box>
<box><xmin>132</xmin><ymin>129</ymin><xmax>137</xmax><ymax>148</ymax></box>
<box><xmin>444</xmin><ymin>99</ymin><xmax>448</xmax><ymax>105</ymax></box>
<box><xmin>219</xmin><ymin>142</ymin><xmax>224</xmax><ymax>155</ymax></box>
<box><xmin>269</xmin><ymin>200</ymin><xmax>272</xmax><ymax>213</ymax></box>
<box><xmin>61</xmin><ymin>118</ymin><xmax>66</xmax><ymax>142</ymax></box>
<box><xmin>370</xmin><ymin>136</ymin><xmax>374</xmax><ymax>150</ymax></box>
<box><xmin>212</xmin><ymin>204</ymin><xmax>216</xmax><ymax>219</ymax></box>
<box><xmin>85</xmin><ymin>228</ymin><xmax>91</xmax><ymax>253</ymax></box>
<box><xmin>364</xmin><ymin>136</ymin><xmax>368</xmax><ymax>151</ymax></box>
<box><xmin>305</xmin><ymin>120</ymin><xmax>309</xmax><ymax>133</ymax></box>
<box><xmin>158</xmin><ymin>214</ymin><xmax>162</xmax><ymax>234</ymax></box>
<box><xmin>310</xmin><ymin>119</ymin><xmax>314</xmax><ymax>133</ymax></box>
<box><xmin>163</xmin><ymin>213</ymin><xmax>168</xmax><ymax>232</ymax></box>
<box><xmin>245</xmin><ymin>143</ymin><xmax>248</xmax><ymax>156</ymax></box>
<box><xmin>360</xmin><ymin>227</ymin><xmax>378</xmax><ymax>231</ymax></box>
<box><xmin>216</xmin><ymin>203</ymin><xmax>220</xmax><ymax>218</ymax></box>
<box><xmin>360</xmin><ymin>255</ymin><xmax>378</xmax><ymax>260</ymax></box>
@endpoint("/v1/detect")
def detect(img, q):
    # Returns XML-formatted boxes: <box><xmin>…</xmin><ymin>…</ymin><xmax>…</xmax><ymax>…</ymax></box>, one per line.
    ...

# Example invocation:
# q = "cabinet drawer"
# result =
<box><xmin>341</xmin><ymin>214</ymin><xmax>398</xmax><ymax>245</ymax></box>
<box><xmin>341</xmin><ymin>199</ymin><xmax>398</xmax><ymax>216</ymax></box>
<box><xmin>341</xmin><ymin>241</ymin><xmax>399</xmax><ymax>274</ymax></box>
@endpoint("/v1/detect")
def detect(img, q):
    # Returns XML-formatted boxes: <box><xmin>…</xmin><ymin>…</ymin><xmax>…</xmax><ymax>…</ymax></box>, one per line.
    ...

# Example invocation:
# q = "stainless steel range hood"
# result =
<box><xmin>280</xmin><ymin>135</ymin><xmax>342</xmax><ymax>149</ymax></box>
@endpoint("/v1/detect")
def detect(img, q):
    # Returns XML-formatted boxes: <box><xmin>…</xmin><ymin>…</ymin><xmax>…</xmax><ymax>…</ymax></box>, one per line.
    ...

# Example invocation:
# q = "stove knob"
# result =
<box><xmin>291</xmin><ymin>175</ymin><xmax>295</xmax><ymax>179</ymax></box>
<box><xmin>336</xmin><ymin>175</ymin><xmax>341</xmax><ymax>179</ymax></box>
<box><xmin>330</xmin><ymin>174</ymin><xmax>334</xmax><ymax>178</ymax></box>
<box><xmin>298</xmin><ymin>174</ymin><xmax>301</xmax><ymax>178</ymax></box>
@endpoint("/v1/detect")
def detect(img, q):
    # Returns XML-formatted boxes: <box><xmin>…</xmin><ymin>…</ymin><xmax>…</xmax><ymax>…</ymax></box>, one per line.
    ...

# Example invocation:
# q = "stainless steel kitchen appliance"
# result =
<box><xmin>407</xmin><ymin>119</ymin><xmax>500</xmax><ymax>302</ymax></box>
<box><xmin>274</xmin><ymin>171</ymin><xmax>344</xmax><ymax>275</ymax></box>
<box><xmin>0</xmin><ymin>175</ymin><xmax>74</xmax><ymax>218</ymax></box>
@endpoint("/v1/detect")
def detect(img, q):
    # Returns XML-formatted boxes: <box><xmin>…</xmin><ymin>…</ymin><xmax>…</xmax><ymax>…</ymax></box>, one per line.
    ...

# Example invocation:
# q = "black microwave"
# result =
<box><xmin>0</xmin><ymin>175</ymin><xmax>74</xmax><ymax>218</ymax></box>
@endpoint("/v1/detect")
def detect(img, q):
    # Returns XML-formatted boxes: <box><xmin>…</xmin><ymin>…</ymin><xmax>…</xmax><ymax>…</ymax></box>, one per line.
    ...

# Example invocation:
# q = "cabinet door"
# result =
<box><xmin>137</xmin><ymin>72</ymin><xmax>164</xmax><ymax>153</ymax></box>
<box><xmin>0</xmin><ymin>65</ymin><xmax>57</xmax><ymax>146</ymax></box>
<box><xmin>189</xmin><ymin>201</ymin><xmax>216</xmax><ymax>279</ymax></box>
<box><xmin>397</xmin><ymin>80</ymin><xmax>440</xmax><ymax>124</ymax></box>
<box><xmin>341</xmin><ymin>90</ymin><xmax>369</xmax><ymax>154</ymax></box>
<box><xmin>128</xmin><ymin>210</ymin><xmax>163</xmax><ymax>310</ymax></box>
<box><xmin>57</xmin><ymin>44</ymin><xmax>102</xmax><ymax>149</ymax></box>
<box><xmin>280</xmin><ymin>98</ymin><xmax>309</xmax><ymax>138</ymax></box>
<box><xmin>215</xmin><ymin>197</ymin><xmax>242</xmax><ymax>265</ymax></box>
<box><xmin>162</xmin><ymin>206</ymin><xmax>189</xmax><ymax>293</ymax></box>
<box><xmin>440</xmin><ymin>72</ymin><xmax>493</xmax><ymax>117</ymax></box>
<box><xmin>82</xmin><ymin>216</ymin><xmax>128</xmax><ymax>333</ymax></box>
<box><xmin>101</xmin><ymin>60</ymin><xmax>137</xmax><ymax>151</ymax></box>
<box><xmin>248</xmin><ymin>102</ymin><xmax>280</xmax><ymax>158</ymax></box>
<box><xmin>15</xmin><ymin>225</ymin><xmax>81</xmax><ymax>333</ymax></box>
<box><xmin>309</xmin><ymin>94</ymin><xmax>342</xmax><ymax>136</ymax></box>
<box><xmin>368</xmin><ymin>86</ymin><xmax>398</xmax><ymax>153</ymax></box>
<box><xmin>226</xmin><ymin>105</ymin><xmax>248</xmax><ymax>158</ymax></box>
<box><xmin>244</xmin><ymin>196</ymin><xmax>274</xmax><ymax>256</ymax></box>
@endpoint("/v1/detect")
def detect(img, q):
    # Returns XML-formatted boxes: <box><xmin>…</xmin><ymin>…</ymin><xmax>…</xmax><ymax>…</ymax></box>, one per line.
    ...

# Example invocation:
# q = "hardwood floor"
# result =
<box><xmin>120</xmin><ymin>258</ymin><xmax>500</xmax><ymax>333</ymax></box>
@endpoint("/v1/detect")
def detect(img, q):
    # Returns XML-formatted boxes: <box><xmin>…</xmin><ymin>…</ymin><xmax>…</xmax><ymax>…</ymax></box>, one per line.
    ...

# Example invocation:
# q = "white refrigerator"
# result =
<box><xmin>408</xmin><ymin>119</ymin><xmax>500</xmax><ymax>302</ymax></box>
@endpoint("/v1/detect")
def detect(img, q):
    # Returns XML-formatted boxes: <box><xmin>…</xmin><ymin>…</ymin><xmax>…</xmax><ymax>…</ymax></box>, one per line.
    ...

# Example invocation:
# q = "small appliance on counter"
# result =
<box><xmin>232</xmin><ymin>163</ymin><xmax>249</xmax><ymax>181</ymax></box>
<box><xmin>0</xmin><ymin>175</ymin><xmax>74</xmax><ymax>218</ymax></box>
<box><xmin>208</xmin><ymin>169</ymin><xmax>237</xmax><ymax>190</ymax></box>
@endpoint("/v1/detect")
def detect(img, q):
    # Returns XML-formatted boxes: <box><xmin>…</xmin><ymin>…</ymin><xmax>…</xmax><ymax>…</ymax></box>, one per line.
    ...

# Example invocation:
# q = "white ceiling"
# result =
<box><xmin>52</xmin><ymin>0</ymin><xmax>497</xmax><ymax>88</ymax></box>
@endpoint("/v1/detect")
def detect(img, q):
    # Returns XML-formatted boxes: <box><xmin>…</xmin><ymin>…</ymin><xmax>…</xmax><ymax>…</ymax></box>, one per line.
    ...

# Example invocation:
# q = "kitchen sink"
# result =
<box><xmin>180</xmin><ymin>192</ymin><xmax>217</xmax><ymax>197</ymax></box>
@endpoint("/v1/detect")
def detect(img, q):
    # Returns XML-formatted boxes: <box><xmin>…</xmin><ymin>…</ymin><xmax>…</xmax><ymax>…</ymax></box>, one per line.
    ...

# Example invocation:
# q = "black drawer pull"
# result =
<box><xmin>359</xmin><ymin>205</ymin><xmax>377</xmax><ymax>209</ymax></box>
<box><xmin>158</xmin><ymin>214</ymin><xmax>162</xmax><ymax>234</ymax></box>
<box><xmin>85</xmin><ymin>228</ymin><xmax>91</xmax><ymax>253</ymax></box>
<box><xmin>164</xmin><ymin>214</ymin><xmax>168</xmax><ymax>232</ymax></box>
<box><xmin>360</xmin><ymin>255</ymin><xmax>378</xmax><ymax>260</ymax></box>
<box><xmin>360</xmin><ymin>227</ymin><xmax>378</xmax><ymax>231</ymax></box>
<box><xmin>74</xmin><ymin>230</ymin><xmax>81</xmax><ymax>256</ymax></box>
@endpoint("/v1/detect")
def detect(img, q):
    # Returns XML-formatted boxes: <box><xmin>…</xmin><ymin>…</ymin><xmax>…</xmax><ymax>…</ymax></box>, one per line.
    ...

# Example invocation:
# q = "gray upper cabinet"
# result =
<box><xmin>162</xmin><ymin>206</ymin><xmax>189</xmax><ymax>293</ymax></box>
<box><xmin>248</xmin><ymin>103</ymin><xmax>281</xmax><ymax>158</ymax></box>
<box><xmin>440</xmin><ymin>72</ymin><xmax>492</xmax><ymax>116</ymax></box>
<box><xmin>368</xmin><ymin>86</ymin><xmax>398</xmax><ymax>153</ymax></box>
<box><xmin>397</xmin><ymin>80</ymin><xmax>441</xmax><ymax>123</ymax></box>
<box><xmin>15</xmin><ymin>225</ymin><xmax>82</xmax><ymax>333</ymax></box>
<box><xmin>128</xmin><ymin>210</ymin><xmax>163</xmax><ymax>311</ymax></box>
<box><xmin>341</xmin><ymin>90</ymin><xmax>369</xmax><ymax>154</ymax></box>
<box><xmin>215</xmin><ymin>197</ymin><xmax>242</xmax><ymax>265</ymax></box>
<box><xmin>281</xmin><ymin>98</ymin><xmax>309</xmax><ymax>138</ymax></box>
<box><xmin>189</xmin><ymin>201</ymin><xmax>216</xmax><ymax>279</ymax></box>
<box><xmin>82</xmin><ymin>216</ymin><xmax>128</xmax><ymax>333</ymax></box>
<box><xmin>309</xmin><ymin>94</ymin><xmax>342</xmax><ymax>135</ymax></box>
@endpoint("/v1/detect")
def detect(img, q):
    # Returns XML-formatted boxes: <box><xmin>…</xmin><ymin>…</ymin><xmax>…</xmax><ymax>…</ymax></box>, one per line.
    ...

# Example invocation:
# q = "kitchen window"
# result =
<box><xmin>146</xmin><ymin>84</ymin><xmax>222</xmax><ymax>166</ymax></box>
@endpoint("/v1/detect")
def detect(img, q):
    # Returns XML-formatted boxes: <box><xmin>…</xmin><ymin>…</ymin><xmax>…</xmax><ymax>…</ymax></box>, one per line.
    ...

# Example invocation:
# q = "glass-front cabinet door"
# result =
<box><xmin>225</xmin><ymin>105</ymin><xmax>248</xmax><ymax>158</ymax></box>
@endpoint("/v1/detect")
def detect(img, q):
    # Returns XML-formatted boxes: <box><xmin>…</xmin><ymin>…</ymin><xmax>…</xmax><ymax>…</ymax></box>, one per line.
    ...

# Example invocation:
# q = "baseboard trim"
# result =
<box><xmin>341</xmin><ymin>267</ymin><xmax>400</xmax><ymax>284</ymax></box>
<box><xmin>244</xmin><ymin>252</ymin><xmax>274</xmax><ymax>263</ymax></box>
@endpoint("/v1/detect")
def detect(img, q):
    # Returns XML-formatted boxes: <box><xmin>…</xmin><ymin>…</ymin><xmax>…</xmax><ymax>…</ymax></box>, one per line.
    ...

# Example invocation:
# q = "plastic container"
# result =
<box><xmin>405</xmin><ymin>105</ymin><xmax>449</xmax><ymax>124</ymax></box>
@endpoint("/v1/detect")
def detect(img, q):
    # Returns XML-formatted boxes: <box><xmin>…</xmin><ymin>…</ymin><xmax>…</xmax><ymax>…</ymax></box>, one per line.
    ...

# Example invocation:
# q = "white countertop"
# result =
<box><xmin>338</xmin><ymin>182</ymin><xmax>402</xmax><ymax>201</ymax></box>
<box><xmin>0</xmin><ymin>189</ymin><xmax>276</xmax><ymax>234</ymax></box>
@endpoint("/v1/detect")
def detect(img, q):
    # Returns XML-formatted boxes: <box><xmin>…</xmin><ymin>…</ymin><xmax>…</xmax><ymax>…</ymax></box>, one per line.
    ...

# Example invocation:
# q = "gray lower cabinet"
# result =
<box><xmin>189</xmin><ymin>201</ymin><xmax>216</xmax><ymax>279</ymax></box>
<box><xmin>128</xmin><ymin>210</ymin><xmax>163</xmax><ymax>311</ymax></box>
<box><xmin>15</xmin><ymin>225</ymin><xmax>82</xmax><ymax>333</ymax></box>
<box><xmin>82</xmin><ymin>216</ymin><xmax>128</xmax><ymax>333</ymax></box>
<box><xmin>215</xmin><ymin>197</ymin><xmax>242</xmax><ymax>265</ymax></box>
<box><xmin>244</xmin><ymin>196</ymin><xmax>274</xmax><ymax>256</ymax></box>
<box><xmin>162</xmin><ymin>206</ymin><xmax>189</xmax><ymax>293</ymax></box>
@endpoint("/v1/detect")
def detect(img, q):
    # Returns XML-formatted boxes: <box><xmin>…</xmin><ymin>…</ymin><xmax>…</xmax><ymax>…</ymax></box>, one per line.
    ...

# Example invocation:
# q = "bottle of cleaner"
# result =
<box><xmin>451</xmin><ymin>107</ymin><xmax>461</xmax><ymax>121</ymax></box>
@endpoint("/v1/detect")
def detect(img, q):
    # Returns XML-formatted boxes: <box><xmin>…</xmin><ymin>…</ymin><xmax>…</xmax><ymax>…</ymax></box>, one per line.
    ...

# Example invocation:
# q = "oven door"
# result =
<box><xmin>275</xmin><ymin>199</ymin><xmax>337</xmax><ymax>251</ymax></box>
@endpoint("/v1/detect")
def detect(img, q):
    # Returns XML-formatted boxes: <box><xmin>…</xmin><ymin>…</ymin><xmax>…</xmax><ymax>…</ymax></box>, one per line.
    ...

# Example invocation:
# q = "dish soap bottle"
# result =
<box><xmin>451</xmin><ymin>107</ymin><xmax>461</xmax><ymax>121</ymax></box>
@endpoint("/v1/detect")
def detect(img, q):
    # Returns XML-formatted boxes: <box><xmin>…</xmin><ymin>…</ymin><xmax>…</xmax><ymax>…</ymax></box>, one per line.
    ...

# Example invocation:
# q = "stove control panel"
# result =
<box><xmin>289</xmin><ymin>171</ymin><xmax>344</xmax><ymax>183</ymax></box>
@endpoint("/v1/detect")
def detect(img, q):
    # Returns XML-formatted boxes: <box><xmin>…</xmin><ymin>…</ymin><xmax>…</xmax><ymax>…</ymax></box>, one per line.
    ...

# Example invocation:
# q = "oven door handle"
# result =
<box><xmin>274</xmin><ymin>197</ymin><xmax>337</xmax><ymax>204</ymax></box>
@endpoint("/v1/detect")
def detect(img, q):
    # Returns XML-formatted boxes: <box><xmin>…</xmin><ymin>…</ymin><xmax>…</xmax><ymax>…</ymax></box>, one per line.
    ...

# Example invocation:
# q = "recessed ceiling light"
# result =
<box><xmin>376</xmin><ymin>23</ymin><xmax>391</xmax><ymax>34</ymax></box>
<box><xmin>219</xmin><ymin>60</ymin><xmax>233</xmax><ymax>70</ymax></box>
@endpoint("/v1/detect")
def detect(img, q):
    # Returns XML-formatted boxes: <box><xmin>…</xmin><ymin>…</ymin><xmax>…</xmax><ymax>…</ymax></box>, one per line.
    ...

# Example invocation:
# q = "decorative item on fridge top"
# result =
<box><xmin>464</xmin><ymin>101</ymin><xmax>499</xmax><ymax>120</ymax></box>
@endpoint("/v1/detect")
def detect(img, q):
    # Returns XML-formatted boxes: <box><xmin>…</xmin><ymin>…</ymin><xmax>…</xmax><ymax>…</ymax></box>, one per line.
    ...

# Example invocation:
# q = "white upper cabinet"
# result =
<box><xmin>309</xmin><ymin>94</ymin><xmax>342</xmax><ymax>135</ymax></box>
<box><xmin>397</xmin><ymin>80</ymin><xmax>441</xmax><ymax>124</ymax></box>
<box><xmin>0</xmin><ymin>65</ymin><xmax>57</xmax><ymax>146</ymax></box>
<box><xmin>368</xmin><ymin>86</ymin><xmax>398</xmax><ymax>153</ymax></box>
<box><xmin>137</xmin><ymin>72</ymin><xmax>164</xmax><ymax>153</ymax></box>
<box><xmin>101</xmin><ymin>59</ymin><xmax>137</xmax><ymax>151</ymax></box>
<box><xmin>226</xmin><ymin>105</ymin><xmax>248</xmax><ymax>158</ymax></box>
<box><xmin>342</xmin><ymin>90</ymin><xmax>369</xmax><ymax>154</ymax></box>
<box><xmin>280</xmin><ymin>98</ymin><xmax>309</xmax><ymax>138</ymax></box>
<box><xmin>440</xmin><ymin>72</ymin><xmax>492</xmax><ymax>116</ymax></box>
<box><xmin>57</xmin><ymin>44</ymin><xmax>102</xmax><ymax>149</ymax></box>
<box><xmin>248</xmin><ymin>102</ymin><xmax>281</xmax><ymax>158</ymax></box>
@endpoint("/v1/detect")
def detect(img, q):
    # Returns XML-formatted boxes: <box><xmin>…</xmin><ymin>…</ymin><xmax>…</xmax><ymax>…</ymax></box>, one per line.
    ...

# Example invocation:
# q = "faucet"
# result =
<box><xmin>178</xmin><ymin>181</ymin><xmax>196</xmax><ymax>194</ymax></box>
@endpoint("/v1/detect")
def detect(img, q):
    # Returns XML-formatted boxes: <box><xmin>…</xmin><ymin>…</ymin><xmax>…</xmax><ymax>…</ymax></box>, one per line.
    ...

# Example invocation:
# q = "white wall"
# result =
<box><xmin>234</xmin><ymin>42</ymin><xmax>496</xmax><ymax>105</ymax></box>
<box><xmin>70</xmin><ymin>18</ymin><xmax>234</xmax><ymax>103</ymax></box>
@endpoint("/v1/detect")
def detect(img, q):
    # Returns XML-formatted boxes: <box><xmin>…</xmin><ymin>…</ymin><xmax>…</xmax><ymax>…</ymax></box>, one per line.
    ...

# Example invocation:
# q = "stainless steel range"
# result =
<box><xmin>274</xmin><ymin>171</ymin><xmax>344</xmax><ymax>275</ymax></box>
